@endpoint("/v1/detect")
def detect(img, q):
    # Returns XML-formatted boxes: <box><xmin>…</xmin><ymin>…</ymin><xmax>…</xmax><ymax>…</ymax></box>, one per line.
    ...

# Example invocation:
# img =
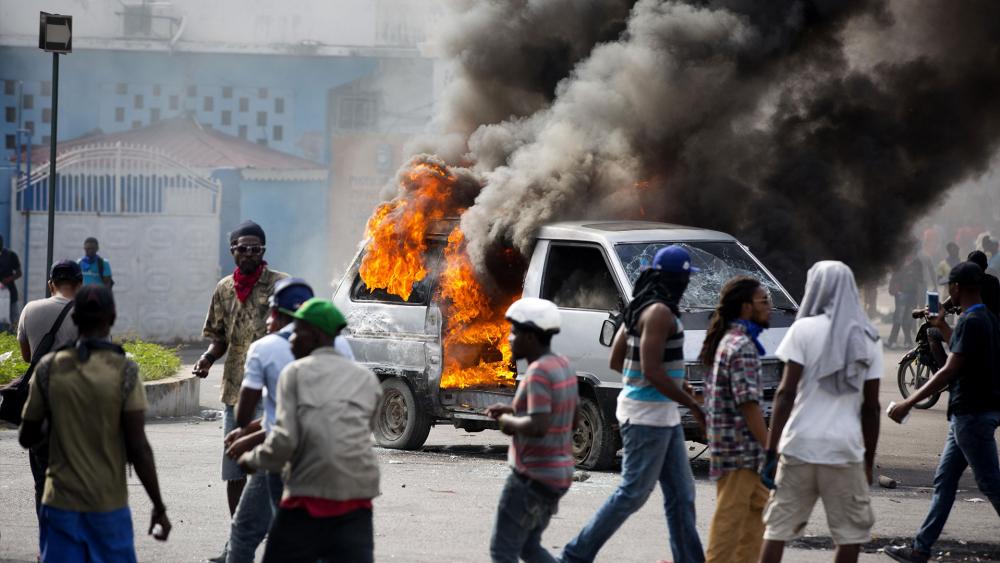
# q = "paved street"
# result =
<box><xmin>1</xmin><ymin>346</ymin><xmax>998</xmax><ymax>562</ymax></box>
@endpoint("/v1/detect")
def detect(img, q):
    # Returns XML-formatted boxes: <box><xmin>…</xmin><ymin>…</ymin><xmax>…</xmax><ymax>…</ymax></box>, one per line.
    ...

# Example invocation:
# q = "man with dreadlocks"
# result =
<box><xmin>698</xmin><ymin>277</ymin><xmax>772</xmax><ymax>563</ymax></box>
<box><xmin>562</xmin><ymin>245</ymin><xmax>705</xmax><ymax>563</ymax></box>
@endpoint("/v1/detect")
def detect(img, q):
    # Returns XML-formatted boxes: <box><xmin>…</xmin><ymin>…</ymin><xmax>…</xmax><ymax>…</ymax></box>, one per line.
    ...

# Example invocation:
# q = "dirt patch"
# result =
<box><xmin>790</xmin><ymin>536</ymin><xmax>1000</xmax><ymax>561</ymax></box>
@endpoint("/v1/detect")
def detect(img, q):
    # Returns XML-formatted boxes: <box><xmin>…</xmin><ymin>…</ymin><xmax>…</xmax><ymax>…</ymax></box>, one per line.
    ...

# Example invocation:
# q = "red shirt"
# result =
<box><xmin>280</xmin><ymin>497</ymin><xmax>372</xmax><ymax>518</ymax></box>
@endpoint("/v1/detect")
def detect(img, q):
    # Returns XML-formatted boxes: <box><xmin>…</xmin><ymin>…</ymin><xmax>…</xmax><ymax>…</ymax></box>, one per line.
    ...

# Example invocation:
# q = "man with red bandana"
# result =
<box><xmin>194</xmin><ymin>220</ymin><xmax>287</xmax><ymax>561</ymax></box>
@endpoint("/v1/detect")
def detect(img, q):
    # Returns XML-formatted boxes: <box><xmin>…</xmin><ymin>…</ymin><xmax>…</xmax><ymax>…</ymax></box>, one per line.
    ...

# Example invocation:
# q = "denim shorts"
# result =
<box><xmin>222</xmin><ymin>403</ymin><xmax>263</xmax><ymax>481</ymax></box>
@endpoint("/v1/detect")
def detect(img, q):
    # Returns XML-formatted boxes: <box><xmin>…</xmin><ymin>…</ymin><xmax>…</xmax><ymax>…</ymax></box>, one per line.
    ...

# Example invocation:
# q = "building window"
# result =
<box><xmin>169</xmin><ymin>95</ymin><xmax>179</xmax><ymax>111</ymax></box>
<box><xmin>25</xmin><ymin>121</ymin><xmax>34</xmax><ymax>134</ymax></box>
<box><xmin>153</xmin><ymin>84</ymin><xmax>162</xmax><ymax>96</ymax></box>
<box><xmin>3</xmin><ymin>80</ymin><xmax>14</xmax><ymax>96</ymax></box>
<box><xmin>4</xmin><ymin>107</ymin><xmax>14</xmax><ymax>123</ymax></box>
<box><xmin>115</xmin><ymin>107</ymin><xmax>125</xmax><ymax>122</ymax></box>
<box><xmin>187</xmin><ymin>85</ymin><xmax>197</xmax><ymax>97</ymax></box>
<box><xmin>238</xmin><ymin>125</ymin><xmax>247</xmax><ymax>139</ymax></box>
<box><xmin>41</xmin><ymin>81</ymin><xmax>52</xmax><ymax>96</ymax></box>
<box><xmin>256</xmin><ymin>111</ymin><xmax>267</xmax><ymax>126</ymax></box>
<box><xmin>150</xmin><ymin>108</ymin><xmax>161</xmax><ymax>122</ymax></box>
<box><xmin>5</xmin><ymin>135</ymin><xmax>15</xmax><ymax>150</ymax></box>
<box><xmin>239</xmin><ymin>97</ymin><xmax>249</xmax><ymax>112</ymax></box>
<box><xmin>272</xmin><ymin>125</ymin><xmax>283</xmax><ymax>141</ymax></box>
<box><xmin>132</xmin><ymin>120</ymin><xmax>142</xmax><ymax>129</ymax></box>
<box><xmin>258</xmin><ymin>87</ymin><xmax>268</xmax><ymax>99</ymax></box>
<box><xmin>22</xmin><ymin>95</ymin><xmax>34</xmax><ymax>110</ymax></box>
<box><xmin>204</xmin><ymin>96</ymin><xmax>214</xmax><ymax>111</ymax></box>
<box><xmin>116</xmin><ymin>82</ymin><xmax>127</xmax><ymax>95</ymax></box>
<box><xmin>275</xmin><ymin>97</ymin><xmax>285</xmax><ymax>114</ymax></box>
<box><xmin>257</xmin><ymin>138</ymin><xmax>267</xmax><ymax>146</ymax></box>
<box><xmin>41</xmin><ymin>135</ymin><xmax>50</xmax><ymax>145</ymax></box>
<box><xmin>223</xmin><ymin>86</ymin><xmax>233</xmax><ymax>99</ymax></box>
<box><xmin>337</xmin><ymin>96</ymin><xmax>377</xmax><ymax>130</ymax></box>
<box><xmin>134</xmin><ymin>94</ymin><xmax>144</xmax><ymax>109</ymax></box>
<box><xmin>221</xmin><ymin>110</ymin><xmax>232</xmax><ymax>126</ymax></box>
<box><xmin>42</xmin><ymin>108</ymin><xmax>51</xmax><ymax>123</ymax></box>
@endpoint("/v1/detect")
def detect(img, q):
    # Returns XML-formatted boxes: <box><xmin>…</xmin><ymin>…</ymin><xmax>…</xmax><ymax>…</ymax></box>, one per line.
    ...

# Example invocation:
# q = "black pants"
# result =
<box><xmin>262</xmin><ymin>507</ymin><xmax>373</xmax><ymax>563</ymax></box>
<box><xmin>29</xmin><ymin>442</ymin><xmax>48</xmax><ymax>519</ymax></box>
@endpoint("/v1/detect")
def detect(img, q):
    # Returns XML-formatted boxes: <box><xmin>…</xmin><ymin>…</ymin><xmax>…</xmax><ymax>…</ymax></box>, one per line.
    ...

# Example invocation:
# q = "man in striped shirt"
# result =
<box><xmin>486</xmin><ymin>298</ymin><xmax>578</xmax><ymax>563</ymax></box>
<box><xmin>563</xmin><ymin>245</ymin><xmax>706</xmax><ymax>563</ymax></box>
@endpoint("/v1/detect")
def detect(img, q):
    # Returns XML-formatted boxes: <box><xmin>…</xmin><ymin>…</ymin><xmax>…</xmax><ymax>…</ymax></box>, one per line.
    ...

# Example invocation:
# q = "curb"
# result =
<box><xmin>144</xmin><ymin>372</ymin><xmax>201</xmax><ymax>417</ymax></box>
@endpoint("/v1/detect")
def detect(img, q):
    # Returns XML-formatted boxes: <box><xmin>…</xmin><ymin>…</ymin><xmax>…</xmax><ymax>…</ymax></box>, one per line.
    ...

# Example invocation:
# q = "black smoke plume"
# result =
<box><xmin>416</xmin><ymin>0</ymin><xmax>1000</xmax><ymax>295</ymax></box>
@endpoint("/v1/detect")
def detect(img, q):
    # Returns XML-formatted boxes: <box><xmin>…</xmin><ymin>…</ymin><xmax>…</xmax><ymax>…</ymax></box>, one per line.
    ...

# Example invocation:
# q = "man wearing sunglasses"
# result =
<box><xmin>194</xmin><ymin>220</ymin><xmax>287</xmax><ymax>562</ymax></box>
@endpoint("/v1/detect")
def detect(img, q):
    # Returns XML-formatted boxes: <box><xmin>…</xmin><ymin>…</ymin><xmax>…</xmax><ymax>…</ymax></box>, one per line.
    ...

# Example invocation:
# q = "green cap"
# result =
<box><xmin>286</xmin><ymin>298</ymin><xmax>347</xmax><ymax>337</ymax></box>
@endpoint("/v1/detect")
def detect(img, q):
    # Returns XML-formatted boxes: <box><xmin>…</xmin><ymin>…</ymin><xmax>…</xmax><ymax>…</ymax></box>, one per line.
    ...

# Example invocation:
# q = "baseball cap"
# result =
<box><xmin>948</xmin><ymin>261</ymin><xmax>983</xmax><ymax>286</ymax></box>
<box><xmin>289</xmin><ymin>298</ymin><xmax>347</xmax><ymax>337</ymax></box>
<box><xmin>50</xmin><ymin>259</ymin><xmax>83</xmax><ymax>282</ymax></box>
<box><xmin>505</xmin><ymin>297</ymin><xmax>560</xmax><ymax>334</ymax></box>
<box><xmin>652</xmin><ymin>245</ymin><xmax>700</xmax><ymax>274</ymax></box>
<box><xmin>270</xmin><ymin>277</ymin><xmax>313</xmax><ymax>311</ymax></box>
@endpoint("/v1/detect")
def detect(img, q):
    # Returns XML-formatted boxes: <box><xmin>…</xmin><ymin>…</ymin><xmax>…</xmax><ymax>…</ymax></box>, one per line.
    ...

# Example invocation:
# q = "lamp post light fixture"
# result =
<box><xmin>38</xmin><ymin>12</ymin><xmax>71</xmax><ymax>296</ymax></box>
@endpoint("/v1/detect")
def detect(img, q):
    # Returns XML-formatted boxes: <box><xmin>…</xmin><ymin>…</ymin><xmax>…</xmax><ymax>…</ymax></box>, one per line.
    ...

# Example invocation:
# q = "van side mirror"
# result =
<box><xmin>599</xmin><ymin>319</ymin><xmax>618</xmax><ymax>347</ymax></box>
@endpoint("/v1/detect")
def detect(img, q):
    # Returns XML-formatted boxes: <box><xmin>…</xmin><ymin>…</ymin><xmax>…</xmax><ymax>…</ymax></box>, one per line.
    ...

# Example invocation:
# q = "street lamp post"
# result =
<box><xmin>38</xmin><ymin>12</ymin><xmax>71</xmax><ymax>297</ymax></box>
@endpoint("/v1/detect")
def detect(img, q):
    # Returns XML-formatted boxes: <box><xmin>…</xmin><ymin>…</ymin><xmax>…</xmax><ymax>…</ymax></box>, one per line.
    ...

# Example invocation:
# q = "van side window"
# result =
<box><xmin>541</xmin><ymin>244</ymin><xmax>620</xmax><ymax>311</ymax></box>
<box><xmin>350</xmin><ymin>273</ymin><xmax>432</xmax><ymax>304</ymax></box>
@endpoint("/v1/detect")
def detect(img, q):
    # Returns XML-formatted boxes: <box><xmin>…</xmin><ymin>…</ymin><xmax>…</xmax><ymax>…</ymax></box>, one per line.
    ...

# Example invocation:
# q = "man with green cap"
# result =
<box><xmin>238</xmin><ymin>298</ymin><xmax>381</xmax><ymax>563</ymax></box>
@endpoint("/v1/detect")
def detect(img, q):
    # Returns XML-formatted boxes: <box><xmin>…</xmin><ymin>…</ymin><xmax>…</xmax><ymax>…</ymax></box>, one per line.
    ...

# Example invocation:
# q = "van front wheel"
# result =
<box><xmin>374</xmin><ymin>378</ymin><xmax>432</xmax><ymax>450</ymax></box>
<box><xmin>573</xmin><ymin>397</ymin><xmax>617</xmax><ymax>471</ymax></box>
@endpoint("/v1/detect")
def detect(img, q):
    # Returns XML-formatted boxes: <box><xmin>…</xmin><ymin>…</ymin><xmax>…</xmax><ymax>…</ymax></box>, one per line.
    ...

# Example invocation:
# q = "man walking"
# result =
<box><xmin>966</xmin><ymin>251</ymin><xmax>999</xmax><ymax>317</ymax></box>
<box><xmin>238</xmin><ymin>298</ymin><xmax>380</xmax><ymax>562</ymax></box>
<box><xmin>698</xmin><ymin>277</ymin><xmax>771</xmax><ymax>563</ymax></box>
<box><xmin>884</xmin><ymin>262</ymin><xmax>1000</xmax><ymax>562</ymax></box>
<box><xmin>78</xmin><ymin>237</ymin><xmax>114</xmax><ymax>288</ymax></box>
<box><xmin>194</xmin><ymin>220</ymin><xmax>287</xmax><ymax>524</ymax></box>
<box><xmin>759</xmin><ymin>261</ymin><xmax>883</xmax><ymax>563</ymax></box>
<box><xmin>485</xmin><ymin>298</ymin><xmax>577</xmax><ymax>563</ymax></box>
<box><xmin>17</xmin><ymin>260</ymin><xmax>83</xmax><ymax>531</ymax></box>
<box><xmin>222</xmin><ymin>278</ymin><xmax>317</xmax><ymax>563</ymax></box>
<box><xmin>936</xmin><ymin>242</ymin><xmax>961</xmax><ymax>289</ymax></box>
<box><xmin>0</xmin><ymin>235</ymin><xmax>23</xmax><ymax>329</ymax></box>
<box><xmin>18</xmin><ymin>286</ymin><xmax>171</xmax><ymax>560</ymax></box>
<box><xmin>562</xmin><ymin>245</ymin><xmax>705</xmax><ymax>563</ymax></box>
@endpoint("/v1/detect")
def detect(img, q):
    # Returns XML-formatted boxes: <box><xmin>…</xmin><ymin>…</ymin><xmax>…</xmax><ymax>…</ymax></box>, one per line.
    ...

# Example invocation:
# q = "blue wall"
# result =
<box><xmin>238</xmin><ymin>178</ymin><xmax>330</xmax><ymax>291</ymax></box>
<box><xmin>1</xmin><ymin>47</ymin><xmax>377</xmax><ymax>164</ymax></box>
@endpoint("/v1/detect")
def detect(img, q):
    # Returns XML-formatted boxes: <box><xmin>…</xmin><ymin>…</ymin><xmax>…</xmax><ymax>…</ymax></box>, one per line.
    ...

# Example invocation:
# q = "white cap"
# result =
<box><xmin>505</xmin><ymin>298</ymin><xmax>561</xmax><ymax>334</ymax></box>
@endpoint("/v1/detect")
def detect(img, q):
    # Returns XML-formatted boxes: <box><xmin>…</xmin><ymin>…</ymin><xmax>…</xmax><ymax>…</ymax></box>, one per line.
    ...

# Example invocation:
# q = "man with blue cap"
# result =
<box><xmin>563</xmin><ymin>245</ymin><xmax>706</xmax><ymax>563</ymax></box>
<box><xmin>221</xmin><ymin>278</ymin><xmax>353</xmax><ymax>563</ymax></box>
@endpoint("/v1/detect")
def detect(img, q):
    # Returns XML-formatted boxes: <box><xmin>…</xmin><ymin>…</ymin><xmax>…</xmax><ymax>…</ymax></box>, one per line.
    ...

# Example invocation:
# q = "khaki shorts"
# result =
<box><xmin>762</xmin><ymin>457</ymin><xmax>874</xmax><ymax>545</ymax></box>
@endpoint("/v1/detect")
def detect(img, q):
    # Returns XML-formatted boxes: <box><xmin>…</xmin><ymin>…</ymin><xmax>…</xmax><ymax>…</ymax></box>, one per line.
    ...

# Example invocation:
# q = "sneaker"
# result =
<box><xmin>884</xmin><ymin>545</ymin><xmax>929</xmax><ymax>563</ymax></box>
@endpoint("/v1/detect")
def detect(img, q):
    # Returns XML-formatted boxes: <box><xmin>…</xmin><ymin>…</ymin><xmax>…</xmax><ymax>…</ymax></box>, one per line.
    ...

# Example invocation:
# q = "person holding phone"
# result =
<box><xmin>885</xmin><ymin>262</ymin><xmax>1000</xmax><ymax>562</ymax></box>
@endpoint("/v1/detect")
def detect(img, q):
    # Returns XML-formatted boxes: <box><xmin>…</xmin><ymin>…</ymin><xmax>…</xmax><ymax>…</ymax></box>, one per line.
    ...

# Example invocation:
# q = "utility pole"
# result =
<box><xmin>38</xmin><ymin>12</ymin><xmax>72</xmax><ymax>297</ymax></box>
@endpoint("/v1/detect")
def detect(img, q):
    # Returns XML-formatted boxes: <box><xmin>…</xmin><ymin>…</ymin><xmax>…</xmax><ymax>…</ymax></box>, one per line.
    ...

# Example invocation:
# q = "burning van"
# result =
<box><xmin>334</xmin><ymin>210</ymin><xmax>797</xmax><ymax>469</ymax></box>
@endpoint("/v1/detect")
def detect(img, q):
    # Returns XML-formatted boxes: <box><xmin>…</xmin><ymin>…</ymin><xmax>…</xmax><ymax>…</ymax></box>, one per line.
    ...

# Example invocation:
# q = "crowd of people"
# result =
<box><xmin>7</xmin><ymin>220</ymin><xmax>1000</xmax><ymax>562</ymax></box>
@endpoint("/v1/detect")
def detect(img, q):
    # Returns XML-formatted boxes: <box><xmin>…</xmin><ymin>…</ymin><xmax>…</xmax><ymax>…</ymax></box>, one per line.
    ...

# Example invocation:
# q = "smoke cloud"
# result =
<box><xmin>417</xmin><ymin>0</ymin><xmax>1000</xmax><ymax>294</ymax></box>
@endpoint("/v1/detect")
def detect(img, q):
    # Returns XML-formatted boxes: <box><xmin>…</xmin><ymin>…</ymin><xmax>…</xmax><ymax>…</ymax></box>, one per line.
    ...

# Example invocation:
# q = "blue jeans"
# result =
<box><xmin>563</xmin><ymin>423</ymin><xmax>704</xmax><ymax>563</ymax></box>
<box><xmin>914</xmin><ymin>412</ymin><xmax>1000</xmax><ymax>553</ymax></box>
<box><xmin>490</xmin><ymin>472</ymin><xmax>563</xmax><ymax>563</ymax></box>
<box><xmin>40</xmin><ymin>505</ymin><xmax>136</xmax><ymax>563</ymax></box>
<box><xmin>226</xmin><ymin>472</ymin><xmax>284</xmax><ymax>563</ymax></box>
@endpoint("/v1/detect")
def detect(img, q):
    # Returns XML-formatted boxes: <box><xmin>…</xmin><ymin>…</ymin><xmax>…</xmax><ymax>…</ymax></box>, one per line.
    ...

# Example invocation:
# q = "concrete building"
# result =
<box><xmin>1</xmin><ymin>0</ymin><xmax>443</xmax><ymax>314</ymax></box>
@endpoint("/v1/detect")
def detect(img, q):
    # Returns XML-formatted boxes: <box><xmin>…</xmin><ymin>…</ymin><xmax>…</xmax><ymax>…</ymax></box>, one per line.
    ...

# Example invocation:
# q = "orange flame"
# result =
<box><xmin>358</xmin><ymin>161</ymin><xmax>517</xmax><ymax>389</ymax></box>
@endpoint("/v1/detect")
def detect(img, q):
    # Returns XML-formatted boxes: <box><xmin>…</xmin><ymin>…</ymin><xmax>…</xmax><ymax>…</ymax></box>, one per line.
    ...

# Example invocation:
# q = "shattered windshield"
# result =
<box><xmin>615</xmin><ymin>241</ymin><xmax>796</xmax><ymax>310</ymax></box>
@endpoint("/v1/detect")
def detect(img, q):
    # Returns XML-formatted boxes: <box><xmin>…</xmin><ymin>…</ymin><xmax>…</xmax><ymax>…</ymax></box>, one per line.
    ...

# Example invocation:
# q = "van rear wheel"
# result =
<box><xmin>374</xmin><ymin>378</ymin><xmax>432</xmax><ymax>450</ymax></box>
<box><xmin>573</xmin><ymin>397</ymin><xmax>617</xmax><ymax>471</ymax></box>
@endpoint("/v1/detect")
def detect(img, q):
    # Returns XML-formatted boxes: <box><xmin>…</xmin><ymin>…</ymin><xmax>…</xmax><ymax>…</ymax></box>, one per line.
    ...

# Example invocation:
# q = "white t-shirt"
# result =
<box><xmin>774</xmin><ymin>315</ymin><xmax>883</xmax><ymax>465</ymax></box>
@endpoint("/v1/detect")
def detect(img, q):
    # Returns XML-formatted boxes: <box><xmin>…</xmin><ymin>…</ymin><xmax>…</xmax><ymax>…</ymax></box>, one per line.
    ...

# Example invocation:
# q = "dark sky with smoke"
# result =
<box><xmin>421</xmin><ymin>0</ymin><xmax>1000</xmax><ymax>294</ymax></box>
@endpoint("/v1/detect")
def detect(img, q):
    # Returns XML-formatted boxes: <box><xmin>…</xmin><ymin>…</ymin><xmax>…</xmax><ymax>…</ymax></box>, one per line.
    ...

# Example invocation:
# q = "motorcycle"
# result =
<box><xmin>896</xmin><ymin>304</ymin><xmax>956</xmax><ymax>409</ymax></box>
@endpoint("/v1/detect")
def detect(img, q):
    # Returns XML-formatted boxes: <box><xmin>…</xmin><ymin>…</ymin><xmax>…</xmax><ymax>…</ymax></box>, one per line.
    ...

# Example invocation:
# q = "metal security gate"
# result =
<box><xmin>10</xmin><ymin>142</ymin><xmax>223</xmax><ymax>341</ymax></box>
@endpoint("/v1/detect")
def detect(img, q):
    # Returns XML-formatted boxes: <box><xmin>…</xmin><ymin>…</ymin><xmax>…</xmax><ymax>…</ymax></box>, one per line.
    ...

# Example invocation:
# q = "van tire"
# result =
<box><xmin>374</xmin><ymin>378</ymin><xmax>432</xmax><ymax>450</ymax></box>
<box><xmin>574</xmin><ymin>397</ymin><xmax>616</xmax><ymax>471</ymax></box>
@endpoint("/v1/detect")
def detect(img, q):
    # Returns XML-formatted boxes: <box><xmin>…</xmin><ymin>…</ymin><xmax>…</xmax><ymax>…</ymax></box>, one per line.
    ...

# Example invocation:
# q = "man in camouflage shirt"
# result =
<box><xmin>193</xmin><ymin>220</ymin><xmax>286</xmax><ymax>525</ymax></box>
<box><xmin>698</xmin><ymin>277</ymin><xmax>772</xmax><ymax>563</ymax></box>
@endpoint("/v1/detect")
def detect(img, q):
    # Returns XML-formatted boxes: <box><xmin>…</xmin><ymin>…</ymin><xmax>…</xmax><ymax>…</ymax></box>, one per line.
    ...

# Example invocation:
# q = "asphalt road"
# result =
<box><xmin>0</xmin><ymin>346</ymin><xmax>997</xmax><ymax>562</ymax></box>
